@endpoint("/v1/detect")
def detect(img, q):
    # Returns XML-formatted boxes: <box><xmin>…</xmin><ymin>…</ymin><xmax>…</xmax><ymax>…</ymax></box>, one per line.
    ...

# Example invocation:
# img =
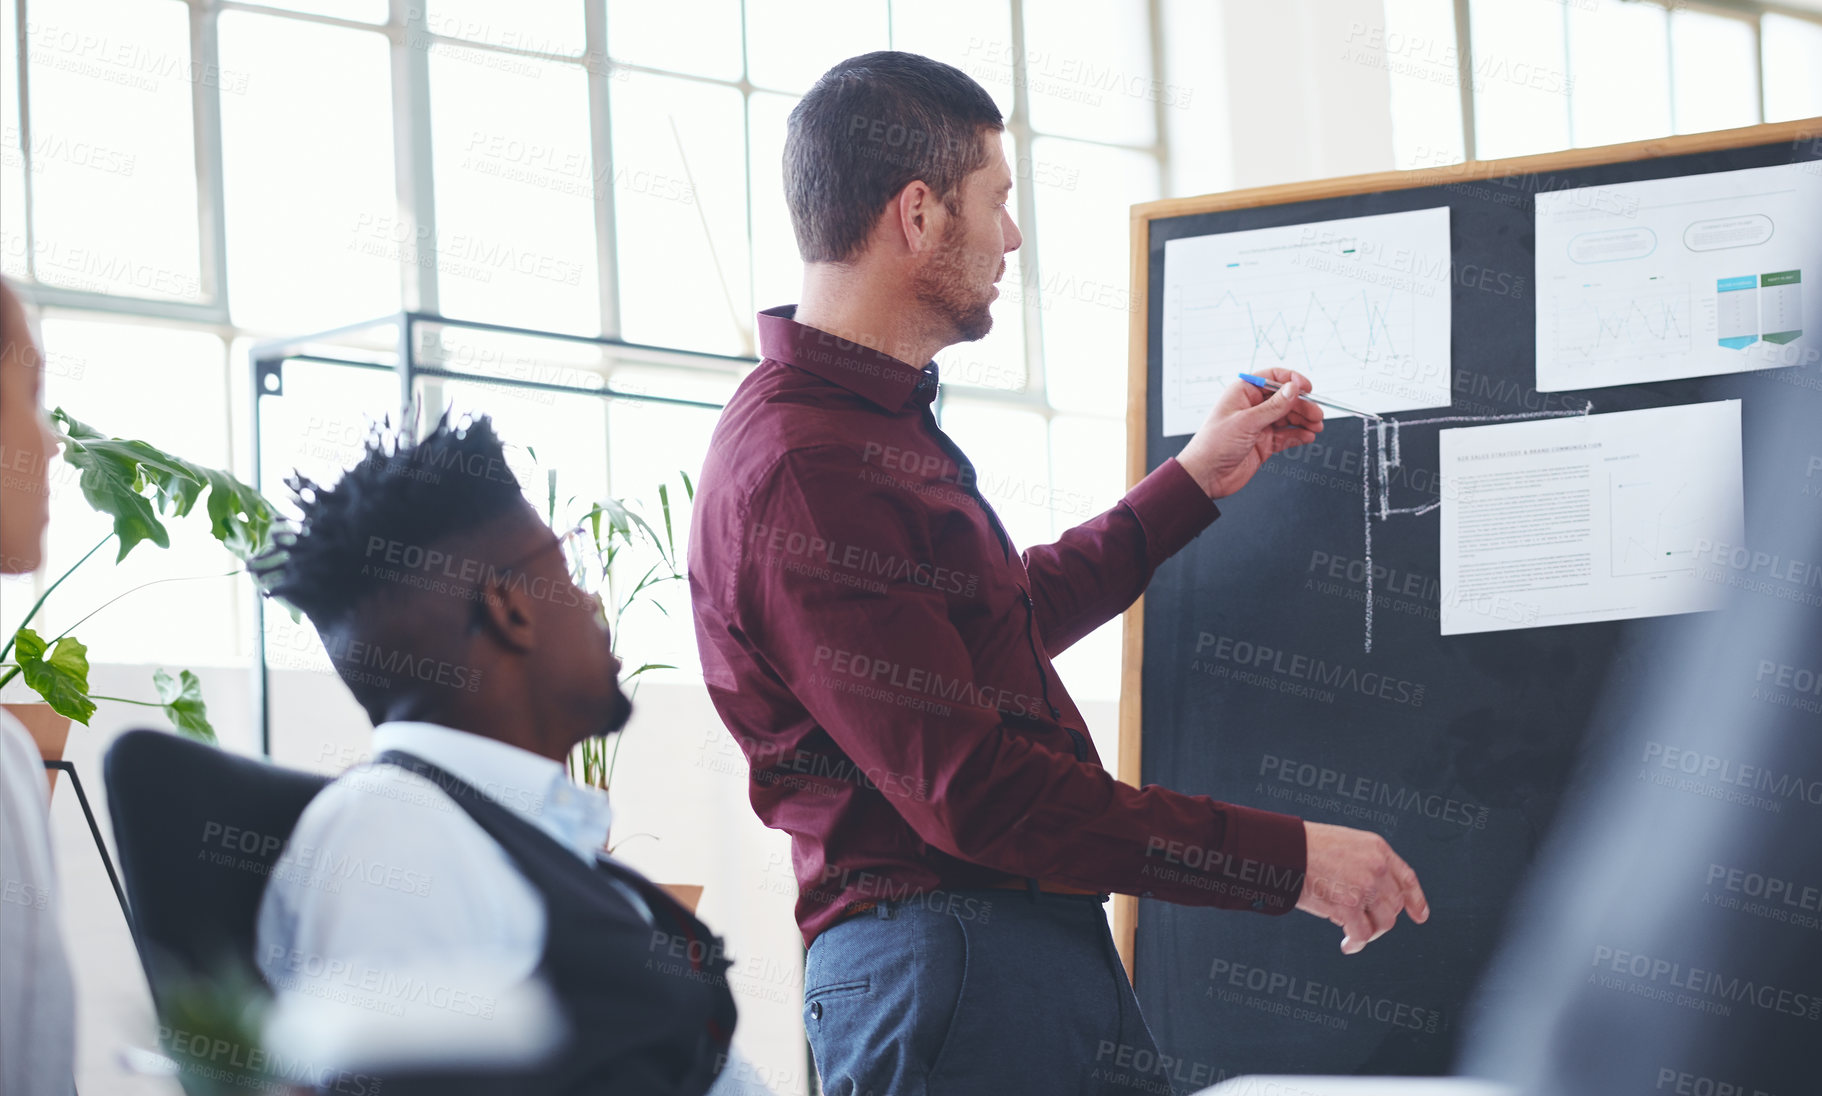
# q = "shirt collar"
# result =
<box><xmin>756</xmin><ymin>304</ymin><xmax>940</xmax><ymax>413</ymax></box>
<box><xmin>370</xmin><ymin>721</ymin><xmax>612</xmax><ymax>864</ymax></box>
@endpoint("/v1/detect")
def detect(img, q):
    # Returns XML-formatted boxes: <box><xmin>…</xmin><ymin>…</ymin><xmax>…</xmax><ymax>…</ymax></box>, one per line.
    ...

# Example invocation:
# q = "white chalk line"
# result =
<box><xmin>1385</xmin><ymin>403</ymin><xmax>1591</xmax><ymax>428</ymax></box>
<box><xmin>1383</xmin><ymin>500</ymin><xmax>1442</xmax><ymax>517</ymax></box>
<box><xmin>1361</xmin><ymin>415</ymin><xmax>1374</xmax><ymax>654</ymax></box>
<box><xmin>1353</xmin><ymin>400</ymin><xmax>1592</xmax><ymax>651</ymax></box>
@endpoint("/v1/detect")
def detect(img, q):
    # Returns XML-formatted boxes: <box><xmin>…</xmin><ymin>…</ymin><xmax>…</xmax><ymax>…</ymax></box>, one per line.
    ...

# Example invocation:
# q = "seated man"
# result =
<box><xmin>250</xmin><ymin>414</ymin><xmax>738</xmax><ymax>1094</ymax></box>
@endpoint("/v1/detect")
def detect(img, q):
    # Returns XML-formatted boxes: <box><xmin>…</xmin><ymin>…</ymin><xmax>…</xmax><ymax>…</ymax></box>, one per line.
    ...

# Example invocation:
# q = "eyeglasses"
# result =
<box><xmin>465</xmin><ymin>523</ymin><xmax>606</xmax><ymax>632</ymax></box>
<box><xmin>553</xmin><ymin>524</ymin><xmax>608</xmax><ymax>609</ymax></box>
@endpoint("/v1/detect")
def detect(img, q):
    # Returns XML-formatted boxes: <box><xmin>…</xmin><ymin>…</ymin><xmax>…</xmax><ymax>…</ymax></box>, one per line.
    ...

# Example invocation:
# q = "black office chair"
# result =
<box><xmin>104</xmin><ymin>730</ymin><xmax>567</xmax><ymax>1096</ymax></box>
<box><xmin>103</xmin><ymin>728</ymin><xmax>329</xmax><ymax>1020</ymax></box>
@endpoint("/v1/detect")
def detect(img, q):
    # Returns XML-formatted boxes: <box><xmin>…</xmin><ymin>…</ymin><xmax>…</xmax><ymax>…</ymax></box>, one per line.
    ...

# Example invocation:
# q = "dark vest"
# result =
<box><xmin>358</xmin><ymin>750</ymin><xmax>738</xmax><ymax>1096</ymax></box>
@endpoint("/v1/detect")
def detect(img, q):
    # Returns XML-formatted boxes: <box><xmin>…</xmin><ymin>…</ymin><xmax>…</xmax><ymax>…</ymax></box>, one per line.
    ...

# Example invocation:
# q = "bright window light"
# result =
<box><xmin>25</xmin><ymin>0</ymin><xmax>202</xmax><ymax>301</ymax></box>
<box><xmin>1763</xmin><ymin>13</ymin><xmax>1822</xmax><ymax>122</ymax></box>
<box><xmin>1670</xmin><ymin>9</ymin><xmax>1761</xmax><ymax>135</ymax></box>
<box><xmin>1468</xmin><ymin>0</ymin><xmax>1571</xmax><ymax>159</ymax></box>
<box><xmin>1567</xmin><ymin>0</ymin><xmax>1672</xmax><ymax>147</ymax></box>
<box><xmin>429</xmin><ymin>46</ymin><xmax>600</xmax><ymax>335</ymax></box>
<box><xmin>1022</xmin><ymin>0</ymin><xmax>1157</xmax><ymax>145</ymax></box>
<box><xmin>219</xmin><ymin>11</ymin><xmax>398</xmax><ymax>332</ymax></box>
<box><xmin>1030</xmin><ymin>136</ymin><xmax>1158</xmax><ymax>414</ymax></box>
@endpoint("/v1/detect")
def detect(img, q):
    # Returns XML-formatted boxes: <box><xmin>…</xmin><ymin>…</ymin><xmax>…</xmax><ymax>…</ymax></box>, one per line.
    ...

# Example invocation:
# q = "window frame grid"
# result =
<box><xmin>13</xmin><ymin>0</ymin><xmax>1815</xmax><ymax>555</ymax></box>
<box><xmin>9</xmin><ymin>2</ymin><xmax>1817</xmax><ymax>382</ymax></box>
<box><xmin>1451</xmin><ymin>0</ymin><xmax>1820</xmax><ymax>164</ymax></box>
<box><xmin>0</xmin><ymin>0</ymin><xmax>1174</xmax><ymax>653</ymax></box>
<box><xmin>5</xmin><ymin>0</ymin><xmax>1171</xmax><ymax>609</ymax></box>
<box><xmin>5</xmin><ymin>0</ymin><xmax>1170</xmax><ymax>407</ymax></box>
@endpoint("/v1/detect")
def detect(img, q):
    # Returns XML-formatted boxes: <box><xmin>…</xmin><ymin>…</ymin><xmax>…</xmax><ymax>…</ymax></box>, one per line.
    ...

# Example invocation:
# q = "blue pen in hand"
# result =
<box><xmin>1238</xmin><ymin>373</ymin><xmax>1385</xmax><ymax>421</ymax></box>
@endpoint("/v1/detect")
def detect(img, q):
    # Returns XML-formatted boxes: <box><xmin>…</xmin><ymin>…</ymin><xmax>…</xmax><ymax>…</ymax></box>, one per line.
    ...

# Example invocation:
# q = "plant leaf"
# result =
<box><xmin>657</xmin><ymin>483</ymin><xmax>675</xmax><ymax>562</ymax></box>
<box><xmin>154</xmin><ymin>668</ymin><xmax>215</xmax><ymax>743</ymax></box>
<box><xmin>51</xmin><ymin>409</ymin><xmax>281</xmax><ymax>563</ymax></box>
<box><xmin>202</xmin><ymin>469</ymin><xmax>274</xmax><ymax>561</ymax></box>
<box><xmin>14</xmin><ymin>628</ymin><xmax>96</xmax><ymax>725</ymax></box>
<box><xmin>56</xmin><ymin>413</ymin><xmax>210</xmax><ymax>523</ymax></box>
<box><xmin>615</xmin><ymin>503</ymin><xmax>666</xmax><ymax>555</ymax></box>
<box><xmin>53</xmin><ymin>413</ymin><xmax>171</xmax><ymax>561</ymax></box>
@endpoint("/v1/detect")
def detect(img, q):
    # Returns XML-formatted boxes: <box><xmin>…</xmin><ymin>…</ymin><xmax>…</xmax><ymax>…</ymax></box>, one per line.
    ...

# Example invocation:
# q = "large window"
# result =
<box><xmin>1383</xmin><ymin>0</ymin><xmax>1822</xmax><ymax>168</ymax></box>
<box><xmin>1</xmin><ymin>0</ymin><xmax>1184</xmax><ymax>709</ymax></box>
<box><xmin>3</xmin><ymin>8</ymin><xmax>1182</xmax><ymax>1089</ymax></box>
<box><xmin>8</xmin><ymin>0</ymin><xmax>1816</xmax><ymax>698</ymax></box>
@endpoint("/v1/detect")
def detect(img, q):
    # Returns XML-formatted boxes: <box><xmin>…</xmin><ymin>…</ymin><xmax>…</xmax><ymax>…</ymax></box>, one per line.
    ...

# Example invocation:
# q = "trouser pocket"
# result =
<box><xmin>803</xmin><ymin>907</ymin><xmax>968</xmax><ymax>1096</ymax></box>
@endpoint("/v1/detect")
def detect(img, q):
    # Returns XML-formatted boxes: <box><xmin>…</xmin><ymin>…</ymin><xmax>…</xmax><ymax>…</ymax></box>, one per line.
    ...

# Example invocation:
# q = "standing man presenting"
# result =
<box><xmin>690</xmin><ymin>51</ymin><xmax>1428</xmax><ymax>1095</ymax></box>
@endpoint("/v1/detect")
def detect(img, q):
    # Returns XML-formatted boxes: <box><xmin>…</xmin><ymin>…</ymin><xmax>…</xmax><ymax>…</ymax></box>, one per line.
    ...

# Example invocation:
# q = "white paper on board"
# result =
<box><xmin>1160</xmin><ymin>207</ymin><xmax>1454</xmax><ymax>437</ymax></box>
<box><xmin>1535</xmin><ymin>162</ymin><xmax>1822</xmax><ymax>392</ymax></box>
<box><xmin>1438</xmin><ymin>400</ymin><xmax>1744</xmax><ymax>636</ymax></box>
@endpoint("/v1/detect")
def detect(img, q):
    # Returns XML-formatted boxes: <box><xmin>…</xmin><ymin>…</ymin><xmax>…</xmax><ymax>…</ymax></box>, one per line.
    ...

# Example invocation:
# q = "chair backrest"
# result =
<box><xmin>103</xmin><ymin>729</ymin><xmax>330</xmax><ymax>1008</ymax></box>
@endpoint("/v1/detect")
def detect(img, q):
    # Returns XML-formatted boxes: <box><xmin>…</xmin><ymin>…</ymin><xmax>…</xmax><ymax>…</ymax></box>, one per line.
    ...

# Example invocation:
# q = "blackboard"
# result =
<box><xmin>1114</xmin><ymin>120</ymin><xmax>1822</xmax><ymax>1081</ymax></box>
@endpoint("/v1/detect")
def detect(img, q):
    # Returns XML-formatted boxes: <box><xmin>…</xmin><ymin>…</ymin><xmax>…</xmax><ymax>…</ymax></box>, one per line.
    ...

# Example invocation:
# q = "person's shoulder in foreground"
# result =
<box><xmin>0</xmin><ymin>277</ymin><xmax>77</xmax><ymax>1096</ymax></box>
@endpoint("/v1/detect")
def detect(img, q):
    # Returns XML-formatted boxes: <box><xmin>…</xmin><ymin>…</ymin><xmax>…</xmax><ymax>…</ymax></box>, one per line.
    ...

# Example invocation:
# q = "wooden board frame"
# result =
<box><xmin>1111</xmin><ymin>117</ymin><xmax>1822</xmax><ymax>979</ymax></box>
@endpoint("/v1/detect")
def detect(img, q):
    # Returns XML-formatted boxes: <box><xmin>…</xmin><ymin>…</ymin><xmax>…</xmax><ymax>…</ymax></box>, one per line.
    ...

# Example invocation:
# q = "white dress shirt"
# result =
<box><xmin>257</xmin><ymin>721</ymin><xmax>645</xmax><ymax>993</ymax></box>
<box><xmin>0</xmin><ymin>708</ymin><xmax>76</xmax><ymax>1096</ymax></box>
<box><xmin>256</xmin><ymin>721</ymin><xmax>770</xmax><ymax>1094</ymax></box>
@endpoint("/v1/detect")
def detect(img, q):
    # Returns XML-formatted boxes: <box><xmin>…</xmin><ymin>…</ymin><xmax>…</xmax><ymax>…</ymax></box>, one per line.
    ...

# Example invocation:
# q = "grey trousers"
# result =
<box><xmin>803</xmin><ymin>888</ymin><xmax>1180</xmax><ymax>1096</ymax></box>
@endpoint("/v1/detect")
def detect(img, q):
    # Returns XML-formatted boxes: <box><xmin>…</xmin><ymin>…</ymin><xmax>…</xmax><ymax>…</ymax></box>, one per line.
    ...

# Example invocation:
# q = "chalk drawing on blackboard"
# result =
<box><xmin>1356</xmin><ymin>402</ymin><xmax>1594</xmax><ymax>653</ymax></box>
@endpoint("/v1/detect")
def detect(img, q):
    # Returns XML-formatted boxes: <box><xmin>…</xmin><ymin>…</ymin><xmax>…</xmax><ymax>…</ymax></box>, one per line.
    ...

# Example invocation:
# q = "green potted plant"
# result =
<box><xmin>537</xmin><ymin>461</ymin><xmax>701</xmax><ymax>910</ymax></box>
<box><xmin>540</xmin><ymin>466</ymin><xmax>692</xmax><ymax>790</ymax></box>
<box><xmin>0</xmin><ymin>409</ymin><xmax>281</xmax><ymax>748</ymax></box>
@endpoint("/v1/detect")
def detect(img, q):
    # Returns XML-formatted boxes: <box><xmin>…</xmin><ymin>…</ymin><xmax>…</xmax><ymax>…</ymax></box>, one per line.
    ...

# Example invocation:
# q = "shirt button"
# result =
<box><xmin>1251</xmin><ymin>898</ymin><xmax>1265</xmax><ymax>911</ymax></box>
<box><xmin>809</xmin><ymin>1002</ymin><xmax>823</xmax><ymax>1020</ymax></box>
<box><xmin>1049</xmin><ymin>705</ymin><xmax>1062</xmax><ymax>719</ymax></box>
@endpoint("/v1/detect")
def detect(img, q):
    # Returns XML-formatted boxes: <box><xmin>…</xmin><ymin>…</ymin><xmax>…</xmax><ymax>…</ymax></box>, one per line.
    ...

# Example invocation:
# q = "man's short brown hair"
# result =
<box><xmin>784</xmin><ymin>51</ymin><xmax>1003</xmax><ymax>264</ymax></box>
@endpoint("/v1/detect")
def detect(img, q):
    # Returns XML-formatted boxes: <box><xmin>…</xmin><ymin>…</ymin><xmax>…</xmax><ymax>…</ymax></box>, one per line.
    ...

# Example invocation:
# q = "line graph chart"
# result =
<box><xmin>1608</xmin><ymin>476</ymin><xmax>1702</xmax><ymax>578</ymax></box>
<box><xmin>1161</xmin><ymin>207</ymin><xmax>1453</xmax><ymax>435</ymax></box>
<box><xmin>1170</xmin><ymin>270</ymin><xmax>1419</xmax><ymax>402</ymax></box>
<box><xmin>1551</xmin><ymin>282</ymin><xmax>1694</xmax><ymax>366</ymax></box>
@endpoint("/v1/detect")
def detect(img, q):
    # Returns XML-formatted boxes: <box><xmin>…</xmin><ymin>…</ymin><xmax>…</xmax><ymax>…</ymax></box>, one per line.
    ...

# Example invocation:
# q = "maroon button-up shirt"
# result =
<box><xmin>690</xmin><ymin>306</ymin><xmax>1308</xmax><ymax>944</ymax></box>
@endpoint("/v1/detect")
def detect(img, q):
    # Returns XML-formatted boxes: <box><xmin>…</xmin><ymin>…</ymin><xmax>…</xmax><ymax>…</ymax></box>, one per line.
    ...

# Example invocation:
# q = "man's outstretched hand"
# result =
<box><xmin>1173</xmin><ymin>366</ymin><xmax>1323</xmax><ymax>499</ymax></box>
<box><xmin>1297</xmin><ymin>821</ymin><xmax>1430</xmax><ymax>955</ymax></box>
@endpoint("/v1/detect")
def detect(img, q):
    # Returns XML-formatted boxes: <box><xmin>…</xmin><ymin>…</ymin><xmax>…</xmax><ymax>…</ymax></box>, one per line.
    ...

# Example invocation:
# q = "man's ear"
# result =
<box><xmin>474</xmin><ymin>575</ymin><xmax>537</xmax><ymax>654</ymax></box>
<box><xmin>894</xmin><ymin>179</ymin><xmax>942</xmax><ymax>254</ymax></box>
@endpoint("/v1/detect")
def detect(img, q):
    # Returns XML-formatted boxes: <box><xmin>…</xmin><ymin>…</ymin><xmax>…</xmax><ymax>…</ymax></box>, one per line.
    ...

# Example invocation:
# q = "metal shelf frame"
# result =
<box><xmin>246</xmin><ymin>310</ymin><xmax>743</xmax><ymax>754</ymax></box>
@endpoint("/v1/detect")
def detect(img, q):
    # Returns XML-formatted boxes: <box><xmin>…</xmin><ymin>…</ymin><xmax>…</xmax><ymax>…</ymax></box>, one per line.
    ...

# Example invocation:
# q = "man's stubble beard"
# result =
<box><xmin>912</xmin><ymin>217</ymin><xmax>999</xmax><ymax>345</ymax></box>
<box><xmin>604</xmin><ymin>688</ymin><xmax>633</xmax><ymax>736</ymax></box>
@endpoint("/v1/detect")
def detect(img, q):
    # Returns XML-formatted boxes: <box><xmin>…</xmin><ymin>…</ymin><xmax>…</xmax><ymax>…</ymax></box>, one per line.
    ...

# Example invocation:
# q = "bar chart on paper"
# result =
<box><xmin>1160</xmin><ymin>207</ymin><xmax>1454</xmax><ymax>436</ymax></box>
<box><xmin>1536</xmin><ymin>161</ymin><xmax>1821</xmax><ymax>391</ymax></box>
